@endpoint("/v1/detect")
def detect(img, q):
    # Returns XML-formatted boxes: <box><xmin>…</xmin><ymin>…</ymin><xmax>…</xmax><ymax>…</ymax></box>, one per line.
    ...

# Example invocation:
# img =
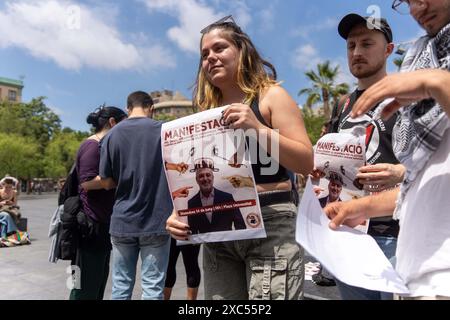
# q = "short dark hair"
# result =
<box><xmin>127</xmin><ymin>91</ymin><xmax>154</xmax><ymax>110</ymax></box>
<box><xmin>328</xmin><ymin>171</ymin><xmax>344</xmax><ymax>186</ymax></box>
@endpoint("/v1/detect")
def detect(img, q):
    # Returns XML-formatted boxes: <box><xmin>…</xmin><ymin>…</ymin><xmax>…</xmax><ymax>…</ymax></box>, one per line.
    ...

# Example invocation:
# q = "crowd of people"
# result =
<box><xmin>38</xmin><ymin>0</ymin><xmax>450</xmax><ymax>300</ymax></box>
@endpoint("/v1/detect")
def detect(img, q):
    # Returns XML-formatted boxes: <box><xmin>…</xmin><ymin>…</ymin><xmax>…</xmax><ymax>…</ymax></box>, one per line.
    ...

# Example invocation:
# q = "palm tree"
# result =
<box><xmin>330</xmin><ymin>82</ymin><xmax>351</xmax><ymax>112</ymax></box>
<box><xmin>297</xmin><ymin>88</ymin><xmax>320</xmax><ymax>111</ymax></box>
<box><xmin>393</xmin><ymin>57</ymin><xmax>404</xmax><ymax>71</ymax></box>
<box><xmin>298</xmin><ymin>61</ymin><xmax>349</xmax><ymax>119</ymax></box>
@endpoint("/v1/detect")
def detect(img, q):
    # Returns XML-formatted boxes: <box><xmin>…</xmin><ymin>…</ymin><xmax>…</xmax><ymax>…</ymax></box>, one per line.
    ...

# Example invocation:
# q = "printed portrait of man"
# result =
<box><xmin>319</xmin><ymin>171</ymin><xmax>344</xmax><ymax>208</ymax></box>
<box><xmin>187</xmin><ymin>158</ymin><xmax>247</xmax><ymax>234</ymax></box>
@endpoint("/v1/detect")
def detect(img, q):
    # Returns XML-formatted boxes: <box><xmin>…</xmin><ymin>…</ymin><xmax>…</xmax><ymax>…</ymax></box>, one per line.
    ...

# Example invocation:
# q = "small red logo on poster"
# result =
<box><xmin>246</xmin><ymin>213</ymin><xmax>261</xmax><ymax>228</ymax></box>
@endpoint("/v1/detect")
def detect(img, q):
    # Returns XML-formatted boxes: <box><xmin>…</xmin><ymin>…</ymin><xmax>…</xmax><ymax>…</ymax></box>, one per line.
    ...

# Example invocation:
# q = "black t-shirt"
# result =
<box><xmin>330</xmin><ymin>89</ymin><xmax>400</xmax><ymax>238</ymax></box>
<box><xmin>331</xmin><ymin>90</ymin><xmax>399</xmax><ymax>165</ymax></box>
<box><xmin>248</xmin><ymin>98</ymin><xmax>290</xmax><ymax>184</ymax></box>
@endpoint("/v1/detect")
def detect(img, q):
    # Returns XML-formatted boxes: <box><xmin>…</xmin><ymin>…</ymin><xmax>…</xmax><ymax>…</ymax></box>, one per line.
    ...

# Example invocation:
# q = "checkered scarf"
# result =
<box><xmin>393</xmin><ymin>23</ymin><xmax>450</xmax><ymax>219</ymax></box>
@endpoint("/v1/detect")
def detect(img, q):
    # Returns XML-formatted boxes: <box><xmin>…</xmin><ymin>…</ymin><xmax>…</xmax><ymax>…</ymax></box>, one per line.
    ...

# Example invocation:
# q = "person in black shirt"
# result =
<box><xmin>324</xmin><ymin>13</ymin><xmax>406</xmax><ymax>300</ymax></box>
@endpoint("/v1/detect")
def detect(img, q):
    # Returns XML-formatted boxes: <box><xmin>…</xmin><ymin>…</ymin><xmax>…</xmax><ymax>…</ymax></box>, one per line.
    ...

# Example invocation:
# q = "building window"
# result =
<box><xmin>8</xmin><ymin>90</ymin><xmax>17</xmax><ymax>101</ymax></box>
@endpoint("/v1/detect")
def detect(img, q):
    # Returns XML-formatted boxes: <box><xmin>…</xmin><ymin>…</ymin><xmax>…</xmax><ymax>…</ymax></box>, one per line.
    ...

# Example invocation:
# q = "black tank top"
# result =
<box><xmin>247</xmin><ymin>98</ymin><xmax>290</xmax><ymax>184</ymax></box>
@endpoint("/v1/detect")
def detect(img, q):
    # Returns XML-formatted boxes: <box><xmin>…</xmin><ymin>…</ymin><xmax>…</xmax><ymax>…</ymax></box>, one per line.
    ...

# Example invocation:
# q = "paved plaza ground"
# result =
<box><xmin>1</xmin><ymin>193</ymin><xmax>339</xmax><ymax>300</ymax></box>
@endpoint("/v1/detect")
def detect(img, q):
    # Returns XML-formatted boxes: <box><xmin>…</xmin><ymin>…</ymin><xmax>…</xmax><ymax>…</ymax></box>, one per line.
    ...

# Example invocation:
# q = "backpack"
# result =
<box><xmin>58</xmin><ymin>164</ymin><xmax>79</xmax><ymax>206</ymax></box>
<box><xmin>55</xmin><ymin>164</ymin><xmax>108</xmax><ymax>262</ymax></box>
<box><xmin>56</xmin><ymin>164</ymin><xmax>81</xmax><ymax>261</ymax></box>
<box><xmin>329</xmin><ymin>94</ymin><xmax>351</xmax><ymax>134</ymax></box>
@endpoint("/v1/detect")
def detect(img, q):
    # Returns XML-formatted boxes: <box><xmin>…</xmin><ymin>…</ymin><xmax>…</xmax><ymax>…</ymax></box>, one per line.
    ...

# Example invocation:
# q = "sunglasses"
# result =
<box><xmin>392</xmin><ymin>0</ymin><xmax>425</xmax><ymax>15</ymax></box>
<box><xmin>200</xmin><ymin>15</ymin><xmax>241</xmax><ymax>34</ymax></box>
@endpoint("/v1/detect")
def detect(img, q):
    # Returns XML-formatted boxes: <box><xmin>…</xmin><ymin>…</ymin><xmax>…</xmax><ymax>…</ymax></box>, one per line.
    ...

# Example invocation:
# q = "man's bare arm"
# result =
<box><xmin>100</xmin><ymin>177</ymin><xmax>117</xmax><ymax>190</ymax></box>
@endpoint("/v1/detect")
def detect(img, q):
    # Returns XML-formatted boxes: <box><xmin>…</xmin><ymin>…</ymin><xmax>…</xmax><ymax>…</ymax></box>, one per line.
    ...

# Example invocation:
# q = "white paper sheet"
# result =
<box><xmin>314</xmin><ymin>129</ymin><xmax>370</xmax><ymax>233</ymax></box>
<box><xmin>296</xmin><ymin>179</ymin><xmax>409</xmax><ymax>294</ymax></box>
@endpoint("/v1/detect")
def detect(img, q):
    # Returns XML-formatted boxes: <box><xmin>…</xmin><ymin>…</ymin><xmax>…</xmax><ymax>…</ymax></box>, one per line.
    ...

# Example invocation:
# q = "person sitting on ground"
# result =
<box><xmin>0</xmin><ymin>178</ymin><xmax>20</xmax><ymax>239</ymax></box>
<box><xmin>0</xmin><ymin>175</ymin><xmax>19</xmax><ymax>190</ymax></box>
<box><xmin>0</xmin><ymin>178</ymin><xmax>18</xmax><ymax>207</ymax></box>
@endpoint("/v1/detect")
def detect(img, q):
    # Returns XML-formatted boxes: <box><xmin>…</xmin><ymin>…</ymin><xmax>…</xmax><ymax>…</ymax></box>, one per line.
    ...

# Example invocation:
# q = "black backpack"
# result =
<box><xmin>329</xmin><ymin>93</ymin><xmax>351</xmax><ymax>134</ymax></box>
<box><xmin>56</xmin><ymin>164</ymin><xmax>81</xmax><ymax>262</ymax></box>
<box><xmin>58</xmin><ymin>164</ymin><xmax>79</xmax><ymax>206</ymax></box>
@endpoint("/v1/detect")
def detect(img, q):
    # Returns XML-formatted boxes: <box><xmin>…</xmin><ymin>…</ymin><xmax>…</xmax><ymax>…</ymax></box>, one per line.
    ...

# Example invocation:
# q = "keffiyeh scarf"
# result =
<box><xmin>393</xmin><ymin>23</ymin><xmax>450</xmax><ymax>219</ymax></box>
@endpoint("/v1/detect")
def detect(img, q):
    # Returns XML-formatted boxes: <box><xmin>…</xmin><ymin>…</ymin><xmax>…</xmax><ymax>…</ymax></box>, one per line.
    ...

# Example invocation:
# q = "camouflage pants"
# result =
<box><xmin>203</xmin><ymin>202</ymin><xmax>304</xmax><ymax>300</ymax></box>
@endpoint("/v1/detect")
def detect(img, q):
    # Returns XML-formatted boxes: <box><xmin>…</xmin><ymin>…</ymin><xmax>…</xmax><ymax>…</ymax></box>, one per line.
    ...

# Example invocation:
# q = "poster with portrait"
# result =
<box><xmin>313</xmin><ymin>127</ymin><xmax>370</xmax><ymax>233</ymax></box>
<box><xmin>161</xmin><ymin>106</ymin><xmax>266</xmax><ymax>244</ymax></box>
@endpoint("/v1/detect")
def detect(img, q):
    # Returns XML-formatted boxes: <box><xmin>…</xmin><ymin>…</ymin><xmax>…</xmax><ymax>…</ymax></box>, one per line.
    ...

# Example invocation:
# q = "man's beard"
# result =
<box><xmin>351</xmin><ymin>60</ymin><xmax>384</xmax><ymax>79</ymax></box>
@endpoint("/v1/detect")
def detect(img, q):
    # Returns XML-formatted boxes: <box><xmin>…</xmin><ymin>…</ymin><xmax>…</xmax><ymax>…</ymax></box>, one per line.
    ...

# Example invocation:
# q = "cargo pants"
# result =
<box><xmin>203</xmin><ymin>202</ymin><xmax>304</xmax><ymax>300</ymax></box>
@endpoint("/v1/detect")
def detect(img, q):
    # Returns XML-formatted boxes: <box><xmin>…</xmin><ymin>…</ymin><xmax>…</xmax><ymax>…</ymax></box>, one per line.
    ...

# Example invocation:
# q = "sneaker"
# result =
<box><xmin>312</xmin><ymin>273</ymin><xmax>336</xmax><ymax>287</ymax></box>
<box><xmin>305</xmin><ymin>262</ymin><xmax>322</xmax><ymax>280</ymax></box>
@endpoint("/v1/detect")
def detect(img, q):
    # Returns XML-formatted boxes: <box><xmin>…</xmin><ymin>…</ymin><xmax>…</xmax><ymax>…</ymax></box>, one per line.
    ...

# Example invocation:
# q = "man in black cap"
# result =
<box><xmin>322</xmin><ymin>13</ymin><xmax>406</xmax><ymax>299</ymax></box>
<box><xmin>338</xmin><ymin>14</ymin><xmax>393</xmax><ymax>43</ymax></box>
<box><xmin>187</xmin><ymin>158</ymin><xmax>247</xmax><ymax>234</ymax></box>
<box><xmin>336</xmin><ymin>14</ymin><xmax>405</xmax><ymax>191</ymax></box>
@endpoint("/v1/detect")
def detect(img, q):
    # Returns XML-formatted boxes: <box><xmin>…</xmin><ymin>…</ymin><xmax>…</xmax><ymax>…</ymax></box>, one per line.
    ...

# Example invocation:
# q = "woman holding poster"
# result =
<box><xmin>166</xmin><ymin>15</ymin><xmax>313</xmax><ymax>300</ymax></box>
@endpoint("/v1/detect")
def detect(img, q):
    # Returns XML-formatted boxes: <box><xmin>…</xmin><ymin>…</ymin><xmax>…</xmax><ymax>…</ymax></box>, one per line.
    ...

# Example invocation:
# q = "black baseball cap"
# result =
<box><xmin>338</xmin><ymin>13</ymin><xmax>393</xmax><ymax>43</ymax></box>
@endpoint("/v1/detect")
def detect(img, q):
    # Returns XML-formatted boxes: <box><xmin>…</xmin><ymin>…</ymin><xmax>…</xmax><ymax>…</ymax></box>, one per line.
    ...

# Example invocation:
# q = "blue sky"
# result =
<box><xmin>0</xmin><ymin>0</ymin><xmax>423</xmax><ymax>132</ymax></box>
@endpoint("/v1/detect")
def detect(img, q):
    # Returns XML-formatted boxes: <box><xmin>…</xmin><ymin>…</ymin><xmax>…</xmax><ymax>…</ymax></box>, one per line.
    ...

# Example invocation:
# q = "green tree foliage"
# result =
<box><xmin>297</xmin><ymin>88</ymin><xmax>320</xmax><ymax>111</ymax></box>
<box><xmin>301</xmin><ymin>108</ymin><xmax>327</xmax><ymax>145</ymax></box>
<box><xmin>154</xmin><ymin>113</ymin><xmax>178</xmax><ymax>122</ymax></box>
<box><xmin>0</xmin><ymin>134</ymin><xmax>40</xmax><ymax>179</ymax></box>
<box><xmin>61</xmin><ymin>127</ymin><xmax>90</xmax><ymax>141</ymax></box>
<box><xmin>393</xmin><ymin>57</ymin><xmax>405</xmax><ymax>71</ymax></box>
<box><xmin>0</xmin><ymin>97</ymin><xmax>61</xmax><ymax>151</ymax></box>
<box><xmin>330</xmin><ymin>83</ymin><xmax>351</xmax><ymax>111</ymax></box>
<box><xmin>299</xmin><ymin>61</ymin><xmax>350</xmax><ymax>119</ymax></box>
<box><xmin>0</xmin><ymin>98</ymin><xmax>90</xmax><ymax>179</ymax></box>
<box><xmin>43</xmin><ymin>130</ymin><xmax>87</xmax><ymax>178</ymax></box>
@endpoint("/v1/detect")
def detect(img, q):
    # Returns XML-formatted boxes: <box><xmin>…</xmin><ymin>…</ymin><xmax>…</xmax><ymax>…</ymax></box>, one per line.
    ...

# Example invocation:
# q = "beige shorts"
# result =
<box><xmin>203</xmin><ymin>202</ymin><xmax>304</xmax><ymax>300</ymax></box>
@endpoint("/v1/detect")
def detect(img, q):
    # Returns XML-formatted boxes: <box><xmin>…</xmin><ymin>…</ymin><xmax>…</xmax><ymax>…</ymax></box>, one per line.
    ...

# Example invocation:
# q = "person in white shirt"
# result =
<box><xmin>327</xmin><ymin>67</ymin><xmax>450</xmax><ymax>299</ymax></box>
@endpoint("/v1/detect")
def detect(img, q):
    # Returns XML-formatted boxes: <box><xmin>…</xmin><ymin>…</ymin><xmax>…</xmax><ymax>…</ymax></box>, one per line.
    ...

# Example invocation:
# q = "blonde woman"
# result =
<box><xmin>166</xmin><ymin>16</ymin><xmax>313</xmax><ymax>300</ymax></box>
